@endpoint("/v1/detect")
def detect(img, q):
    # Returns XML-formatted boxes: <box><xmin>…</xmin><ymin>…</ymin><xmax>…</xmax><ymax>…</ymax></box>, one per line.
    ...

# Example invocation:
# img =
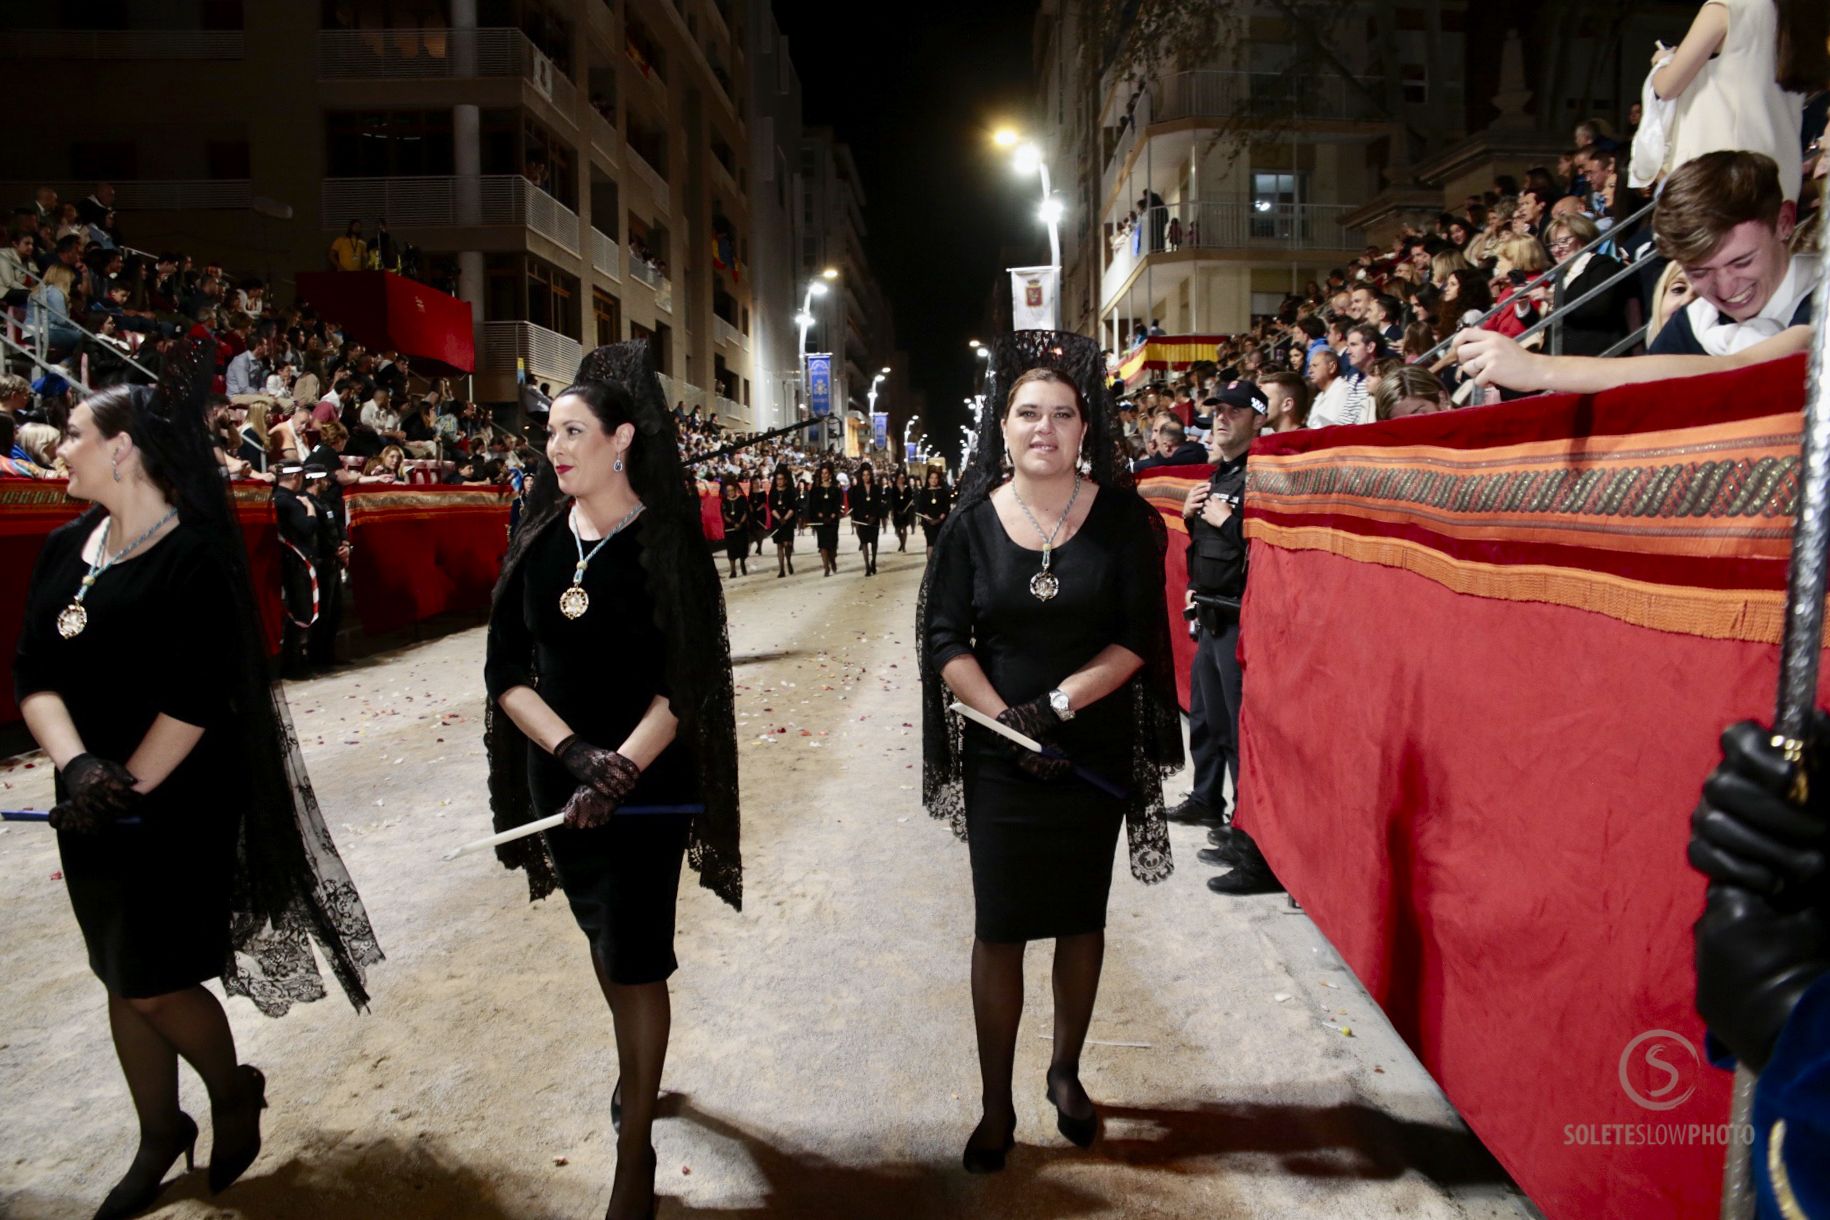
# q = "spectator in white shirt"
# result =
<box><xmin>360</xmin><ymin>388</ymin><xmax>406</xmax><ymax>447</ymax></box>
<box><xmin>1306</xmin><ymin>350</ymin><xmax>1353</xmax><ymax>427</ymax></box>
<box><xmin>225</xmin><ymin>335</ymin><xmax>271</xmax><ymax>397</ymax></box>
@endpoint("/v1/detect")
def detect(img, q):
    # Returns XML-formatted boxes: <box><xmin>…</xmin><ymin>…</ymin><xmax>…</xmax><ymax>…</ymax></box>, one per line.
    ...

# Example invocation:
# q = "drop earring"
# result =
<box><xmin>613</xmin><ymin>454</ymin><xmax>625</xmax><ymax>473</ymax></box>
<box><xmin>111</xmin><ymin>455</ymin><xmax>122</xmax><ymax>482</ymax></box>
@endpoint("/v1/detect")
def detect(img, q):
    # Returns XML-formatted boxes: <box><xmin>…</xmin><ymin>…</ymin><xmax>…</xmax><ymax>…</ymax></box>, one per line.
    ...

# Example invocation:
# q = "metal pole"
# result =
<box><xmin>1719</xmin><ymin>246</ymin><xmax>1830</xmax><ymax>1220</ymax></box>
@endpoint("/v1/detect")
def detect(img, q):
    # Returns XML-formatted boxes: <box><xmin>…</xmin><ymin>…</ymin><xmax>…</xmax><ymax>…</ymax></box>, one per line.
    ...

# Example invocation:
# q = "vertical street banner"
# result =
<box><xmin>905</xmin><ymin>441</ymin><xmax>918</xmax><ymax>462</ymax></box>
<box><xmin>1009</xmin><ymin>265</ymin><xmax>1059</xmax><ymax>331</ymax></box>
<box><xmin>807</xmin><ymin>353</ymin><xmax>833</xmax><ymax>418</ymax></box>
<box><xmin>872</xmin><ymin>412</ymin><xmax>889</xmax><ymax>449</ymax></box>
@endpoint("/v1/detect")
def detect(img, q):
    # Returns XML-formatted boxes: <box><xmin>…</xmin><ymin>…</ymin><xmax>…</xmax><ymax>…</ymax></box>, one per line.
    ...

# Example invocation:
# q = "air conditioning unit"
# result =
<box><xmin>530</xmin><ymin>51</ymin><xmax>554</xmax><ymax>101</ymax></box>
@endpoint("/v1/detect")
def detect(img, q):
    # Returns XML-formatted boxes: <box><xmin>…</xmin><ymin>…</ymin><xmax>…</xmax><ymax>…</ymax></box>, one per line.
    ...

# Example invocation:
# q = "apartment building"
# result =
<box><xmin>0</xmin><ymin>0</ymin><xmax>767</xmax><ymax>424</ymax></box>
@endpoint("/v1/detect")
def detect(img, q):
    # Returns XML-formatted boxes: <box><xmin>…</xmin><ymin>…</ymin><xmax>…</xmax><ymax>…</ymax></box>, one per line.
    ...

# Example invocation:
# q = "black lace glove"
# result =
<box><xmin>49</xmin><ymin>753</ymin><xmax>141</xmax><ymax>834</ymax></box>
<box><xmin>559</xmin><ymin>784</ymin><xmax>617</xmax><ymax>830</ymax></box>
<box><xmin>997</xmin><ymin>699</ymin><xmax>1071</xmax><ymax>782</ymax></box>
<box><xmin>1688</xmin><ymin>719</ymin><xmax>1830</xmax><ymax>904</ymax></box>
<box><xmin>555</xmin><ymin>735</ymin><xmax>642</xmax><ymax>802</ymax></box>
<box><xmin>1694</xmin><ymin>884</ymin><xmax>1830</xmax><ymax>1072</ymax></box>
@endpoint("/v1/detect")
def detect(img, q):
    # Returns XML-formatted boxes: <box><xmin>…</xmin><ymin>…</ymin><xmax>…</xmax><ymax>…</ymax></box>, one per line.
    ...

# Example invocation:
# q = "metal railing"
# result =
<box><xmin>0</xmin><ymin>179</ymin><xmax>253</xmax><ymax>211</ymax></box>
<box><xmin>713</xmin><ymin>316</ymin><xmax>743</xmax><ymax>350</ymax></box>
<box><xmin>479</xmin><ymin>320</ymin><xmax>582</xmax><ymax>388</ymax></box>
<box><xmin>0</xmin><ymin>29</ymin><xmax>244</xmax><ymax>59</ymax></box>
<box><xmin>586</xmin><ymin>106</ymin><xmax>621</xmax><ymax>165</ymax></box>
<box><xmin>1421</xmin><ymin>198</ymin><xmax>1656</xmax><ymax>365</ymax></box>
<box><xmin>1101</xmin><ymin>201</ymin><xmax>1363</xmax><ymax>308</ymax></box>
<box><xmin>628</xmin><ymin>258</ymin><xmax>660</xmax><ymax>290</ymax></box>
<box><xmin>320</xmin><ymin>176</ymin><xmax>580</xmax><ymax>254</ymax></box>
<box><xmin>319</xmin><ymin>27</ymin><xmax>557</xmax><ymax>83</ymax></box>
<box><xmin>625</xmin><ymin>146</ymin><xmax>670</xmax><ymax>211</ymax></box>
<box><xmin>590</xmin><ymin>228</ymin><xmax>621</xmax><ymax>280</ymax></box>
<box><xmin>0</xmin><ymin>326</ymin><xmax>93</xmax><ymax>396</ymax></box>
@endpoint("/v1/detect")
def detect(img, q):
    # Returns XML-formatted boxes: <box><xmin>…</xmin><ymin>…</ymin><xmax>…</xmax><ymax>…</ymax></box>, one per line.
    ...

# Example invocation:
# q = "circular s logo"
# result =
<box><xmin>1618</xmin><ymin>1030</ymin><xmax>1700</xmax><ymax>1111</ymax></box>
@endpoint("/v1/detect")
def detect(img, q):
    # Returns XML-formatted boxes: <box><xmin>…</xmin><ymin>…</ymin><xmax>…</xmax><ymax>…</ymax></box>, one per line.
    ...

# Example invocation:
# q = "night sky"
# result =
<box><xmin>772</xmin><ymin>2</ymin><xmax>1046</xmax><ymax>444</ymax></box>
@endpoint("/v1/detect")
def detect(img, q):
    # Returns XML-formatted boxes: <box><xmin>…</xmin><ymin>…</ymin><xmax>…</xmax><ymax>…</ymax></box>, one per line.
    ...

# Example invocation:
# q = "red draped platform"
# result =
<box><xmin>343</xmin><ymin>484</ymin><xmax>510</xmax><ymax>635</ymax></box>
<box><xmin>295</xmin><ymin>271</ymin><xmax>475</xmax><ymax>375</ymax></box>
<box><xmin>0</xmin><ymin>480</ymin><xmax>285</xmax><ymax>726</ymax></box>
<box><xmin>2</xmin><ymin>482</ymin><xmax>512</xmax><ymax>728</ymax></box>
<box><xmin>1139</xmin><ymin>355</ymin><xmax>1818</xmax><ymax>1219</ymax></box>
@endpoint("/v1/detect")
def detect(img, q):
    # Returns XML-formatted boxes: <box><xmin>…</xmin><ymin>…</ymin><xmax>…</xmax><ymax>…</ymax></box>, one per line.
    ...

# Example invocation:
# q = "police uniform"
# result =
<box><xmin>1184</xmin><ymin>426</ymin><xmax>1250</xmax><ymax>822</ymax></box>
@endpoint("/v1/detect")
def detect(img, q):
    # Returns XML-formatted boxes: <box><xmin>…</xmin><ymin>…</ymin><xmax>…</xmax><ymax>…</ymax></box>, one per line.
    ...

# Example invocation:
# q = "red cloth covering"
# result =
<box><xmin>295</xmin><ymin>271</ymin><xmax>476</xmax><ymax>376</ymax></box>
<box><xmin>0</xmin><ymin>479</ymin><xmax>285</xmax><ymax>727</ymax></box>
<box><xmin>1233</xmin><ymin>355</ymin><xmax>1815</xmax><ymax>1219</ymax></box>
<box><xmin>1136</xmin><ymin>466</ymin><xmax>1213</xmax><ymax>708</ymax></box>
<box><xmin>343</xmin><ymin>484</ymin><xmax>509</xmax><ymax>635</ymax></box>
<box><xmin>697</xmin><ymin>483</ymin><xmax>724</xmax><ymax>541</ymax></box>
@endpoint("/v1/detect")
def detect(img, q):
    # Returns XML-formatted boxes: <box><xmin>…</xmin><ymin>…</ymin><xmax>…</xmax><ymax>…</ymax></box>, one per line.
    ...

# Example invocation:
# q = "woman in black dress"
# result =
<box><xmin>917</xmin><ymin>467</ymin><xmax>951</xmax><ymax>558</ymax></box>
<box><xmin>849</xmin><ymin>462</ymin><xmax>884</xmax><ymax>576</ymax></box>
<box><xmin>807</xmin><ymin>460</ymin><xmax>844</xmax><ymax>577</ymax></box>
<box><xmin>747</xmin><ymin>476</ymin><xmax>770</xmax><ymax>557</ymax></box>
<box><xmin>767</xmin><ymin>464</ymin><xmax>799</xmax><ymax>577</ymax></box>
<box><xmin>890</xmin><ymin>469</ymin><xmax>917</xmax><ymax>552</ymax></box>
<box><xmin>719</xmin><ymin>477</ymin><xmax>750</xmax><ymax>578</ymax></box>
<box><xmin>484</xmin><ymin>341</ymin><xmax>741</xmax><ymax>1220</ymax></box>
<box><xmin>15</xmin><ymin>345</ymin><xmax>382</xmax><ymax>1219</ymax></box>
<box><xmin>918</xmin><ymin>330</ymin><xmax>1182</xmax><ymax>1173</ymax></box>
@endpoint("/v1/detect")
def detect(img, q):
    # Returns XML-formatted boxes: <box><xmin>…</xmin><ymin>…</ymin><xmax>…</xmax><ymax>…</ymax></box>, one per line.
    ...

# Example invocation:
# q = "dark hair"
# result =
<box><xmin>1296</xmin><ymin>315</ymin><xmax>1325</xmax><ymax>340</ymax></box>
<box><xmin>1775</xmin><ymin>0</ymin><xmax>1830</xmax><ymax>92</ymax></box>
<box><xmin>1653</xmin><ymin>151</ymin><xmax>1785</xmax><ymax>265</ymax></box>
<box><xmin>84</xmin><ymin>385</ymin><xmax>194</xmax><ymax>510</ymax></box>
<box><xmin>855</xmin><ymin>461</ymin><xmax>876</xmax><ymax>485</ymax></box>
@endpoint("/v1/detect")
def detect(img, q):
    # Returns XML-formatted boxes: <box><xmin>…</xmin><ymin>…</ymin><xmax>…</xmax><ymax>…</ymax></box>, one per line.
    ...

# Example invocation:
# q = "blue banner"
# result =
<box><xmin>807</xmin><ymin>353</ymin><xmax>833</xmax><ymax>419</ymax></box>
<box><xmin>872</xmin><ymin>412</ymin><xmax>888</xmax><ymax>448</ymax></box>
<box><xmin>905</xmin><ymin>441</ymin><xmax>918</xmax><ymax>461</ymax></box>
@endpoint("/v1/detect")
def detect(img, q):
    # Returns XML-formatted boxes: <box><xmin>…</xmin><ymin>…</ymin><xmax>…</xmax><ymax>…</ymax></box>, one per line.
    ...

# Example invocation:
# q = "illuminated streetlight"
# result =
<box><xmin>995</xmin><ymin>129</ymin><xmax>1062</xmax><ymax>324</ymax></box>
<box><xmin>992</xmin><ymin>127</ymin><xmax>1019</xmax><ymax>148</ymax></box>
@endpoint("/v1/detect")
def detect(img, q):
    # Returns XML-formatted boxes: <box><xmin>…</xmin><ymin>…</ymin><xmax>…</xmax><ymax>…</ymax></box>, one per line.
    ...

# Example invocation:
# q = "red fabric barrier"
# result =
<box><xmin>1</xmin><ymin>480</ymin><xmax>284</xmax><ymax>727</ymax></box>
<box><xmin>1233</xmin><ymin>355</ymin><xmax>1815</xmax><ymax>1219</ymax></box>
<box><xmin>343</xmin><ymin>485</ymin><xmax>510</xmax><ymax>636</ymax></box>
<box><xmin>294</xmin><ymin>271</ymin><xmax>475</xmax><ymax>375</ymax></box>
<box><xmin>1137</xmin><ymin>466</ymin><xmax>1213</xmax><ymax>709</ymax></box>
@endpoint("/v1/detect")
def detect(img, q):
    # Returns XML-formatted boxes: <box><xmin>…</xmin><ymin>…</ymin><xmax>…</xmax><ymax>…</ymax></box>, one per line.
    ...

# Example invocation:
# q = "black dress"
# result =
<box><xmin>483</xmin><ymin>513</ymin><xmax>697</xmax><ymax>984</ymax></box>
<box><xmin>720</xmin><ymin>497</ymin><xmax>750</xmax><ymax>562</ymax></box>
<box><xmin>918</xmin><ymin>486</ymin><xmax>951</xmax><ymax>546</ymax></box>
<box><xmin>850</xmin><ymin>481</ymin><xmax>882</xmax><ymax>545</ymax></box>
<box><xmin>891</xmin><ymin>485</ymin><xmax>917</xmax><ymax>530</ymax></box>
<box><xmin>14</xmin><ymin>520</ymin><xmax>243</xmax><ymax>997</ymax></box>
<box><xmin>808</xmin><ymin>484</ymin><xmax>843</xmax><ymax>551</ymax></box>
<box><xmin>925</xmin><ymin>490</ymin><xmax>1162</xmax><ymax>943</ymax></box>
<box><xmin>768</xmin><ymin>488</ymin><xmax>798</xmax><ymax>545</ymax></box>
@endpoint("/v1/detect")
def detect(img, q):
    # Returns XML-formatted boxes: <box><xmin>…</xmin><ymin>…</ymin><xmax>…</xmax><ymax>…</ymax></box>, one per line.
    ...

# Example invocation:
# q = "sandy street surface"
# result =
<box><xmin>1</xmin><ymin>540</ymin><xmax>1537</xmax><ymax>1220</ymax></box>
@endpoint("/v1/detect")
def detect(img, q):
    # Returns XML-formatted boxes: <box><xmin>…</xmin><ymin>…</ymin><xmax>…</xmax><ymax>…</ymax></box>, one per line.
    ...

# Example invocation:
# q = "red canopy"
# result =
<box><xmin>295</xmin><ymin>271</ymin><xmax>474</xmax><ymax>375</ymax></box>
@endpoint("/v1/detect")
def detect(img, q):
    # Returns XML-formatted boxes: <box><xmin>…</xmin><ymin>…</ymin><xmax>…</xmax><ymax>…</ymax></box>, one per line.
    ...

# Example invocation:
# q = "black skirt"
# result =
<box><xmin>854</xmin><ymin>522</ymin><xmax>880</xmax><ymax>545</ymax></box>
<box><xmin>962</xmin><ymin>751</ymin><xmax>1123</xmax><ymax>943</ymax></box>
<box><xmin>816</xmin><ymin>523</ymin><xmax>840</xmax><ymax>551</ymax></box>
<box><xmin>542</xmin><ymin>813</ymin><xmax>693</xmax><ymax>984</ymax></box>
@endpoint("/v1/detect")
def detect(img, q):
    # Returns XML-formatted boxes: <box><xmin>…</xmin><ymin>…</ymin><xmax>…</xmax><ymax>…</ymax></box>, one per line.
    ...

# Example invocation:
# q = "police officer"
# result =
<box><xmin>272</xmin><ymin>461</ymin><xmax>322</xmax><ymax>679</ymax></box>
<box><xmin>1173</xmin><ymin>381</ymin><xmax>1283</xmax><ymax>896</ymax></box>
<box><xmin>302</xmin><ymin>457</ymin><xmax>348</xmax><ymax>671</ymax></box>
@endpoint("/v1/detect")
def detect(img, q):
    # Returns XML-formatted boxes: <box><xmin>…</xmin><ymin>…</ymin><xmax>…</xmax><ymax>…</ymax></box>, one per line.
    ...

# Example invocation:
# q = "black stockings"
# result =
<box><xmin>107</xmin><ymin>987</ymin><xmax>245</xmax><ymax>1183</ymax></box>
<box><xmin>967</xmin><ymin>932</ymin><xmax>1104</xmax><ymax>1148</ymax></box>
<box><xmin>590</xmin><ymin>950</ymin><xmax>667</xmax><ymax>1220</ymax></box>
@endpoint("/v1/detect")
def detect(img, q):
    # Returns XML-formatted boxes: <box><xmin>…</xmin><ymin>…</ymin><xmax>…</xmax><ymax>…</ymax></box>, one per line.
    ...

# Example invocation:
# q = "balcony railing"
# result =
<box><xmin>479</xmin><ymin>320</ymin><xmax>582</xmax><ymax>389</ymax></box>
<box><xmin>318</xmin><ymin>27</ymin><xmax>576</xmax><ymax>118</ymax></box>
<box><xmin>628</xmin><ymin>258</ymin><xmax>659</xmax><ymax>289</ymax></box>
<box><xmin>0</xmin><ymin>29</ymin><xmax>244</xmax><ymax>59</ymax></box>
<box><xmin>586</xmin><ymin>106</ymin><xmax>620</xmax><ymax>165</ymax></box>
<box><xmin>0</xmin><ymin>179</ymin><xmax>253</xmax><ymax>211</ymax></box>
<box><xmin>321</xmin><ymin>175</ymin><xmax>580</xmax><ymax>255</ymax></box>
<box><xmin>713</xmin><ymin>316</ymin><xmax>745</xmax><ymax>351</ymax></box>
<box><xmin>590</xmin><ymin>227</ymin><xmax>621</xmax><ymax>280</ymax></box>
<box><xmin>625</xmin><ymin>146</ymin><xmax>670</xmax><ymax>212</ymax></box>
<box><xmin>1100</xmin><ymin>201</ymin><xmax>1363</xmax><ymax>308</ymax></box>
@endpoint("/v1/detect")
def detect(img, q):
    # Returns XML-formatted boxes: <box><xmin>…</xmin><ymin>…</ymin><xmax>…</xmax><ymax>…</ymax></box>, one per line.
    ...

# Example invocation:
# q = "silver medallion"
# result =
<box><xmin>56</xmin><ymin>601</ymin><xmax>89</xmax><ymax>639</ymax></box>
<box><xmin>1029</xmin><ymin>569</ymin><xmax>1060</xmax><ymax>602</ymax></box>
<box><xmin>558</xmin><ymin>585</ymin><xmax>590</xmax><ymax>620</ymax></box>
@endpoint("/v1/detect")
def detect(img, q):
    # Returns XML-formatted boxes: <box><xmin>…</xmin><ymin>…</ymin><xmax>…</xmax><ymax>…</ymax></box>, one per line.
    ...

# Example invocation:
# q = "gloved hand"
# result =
<box><xmin>49</xmin><ymin>754</ymin><xmax>141</xmax><ymax>834</ymax></box>
<box><xmin>555</xmin><ymin>735</ymin><xmax>642</xmax><ymax>804</ymax></box>
<box><xmin>1688</xmin><ymin>718</ymin><xmax>1830</xmax><ymax>904</ymax></box>
<box><xmin>1694</xmin><ymin>884</ymin><xmax>1830</xmax><ymax>1072</ymax></box>
<box><xmin>997</xmin><ymin>700</ymin><xmax>1071</xmax><ymax>782</ymax></box>
<box><xmin>559</xmin><ymin>784</ymin><xmax>617</xmax><ymax>830</ymax></box>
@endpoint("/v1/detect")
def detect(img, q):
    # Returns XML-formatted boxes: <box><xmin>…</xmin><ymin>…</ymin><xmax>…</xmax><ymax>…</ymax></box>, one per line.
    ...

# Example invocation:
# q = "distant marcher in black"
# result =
<box><xmin>767</xmin><ymin>465</ymin><xmax>799</xmax><ymax>577</ymax></box>
<box><xmin>720</xmin><ymin>478</ymin><xmax>751</xmax><ymax>577</ymax></box>
<box><xmin>917</xmin><ymin>468</ymin><xmax>951</xmax><ymax>557</ymax></box>
<box><xmin>850</xmin><ymin>462</ymin><xmax>884</xmax><ymax>576</ymax></box>
<box><xmin>808</xmin><ymin>460</ymin><xmax>844</xmax><ymax>576</ymax></box>
<box><xmin>890</xmin><ymin>469</ymin><xmax>917</xmax><ymax>552</ymax></box>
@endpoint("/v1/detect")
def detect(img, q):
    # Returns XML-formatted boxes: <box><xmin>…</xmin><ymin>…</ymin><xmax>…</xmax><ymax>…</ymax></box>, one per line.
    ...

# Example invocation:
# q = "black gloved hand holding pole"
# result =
<box><xmin>48</xmin><ymin>753</ymin><xmax>141</xmax><ymax>834</ymax></box>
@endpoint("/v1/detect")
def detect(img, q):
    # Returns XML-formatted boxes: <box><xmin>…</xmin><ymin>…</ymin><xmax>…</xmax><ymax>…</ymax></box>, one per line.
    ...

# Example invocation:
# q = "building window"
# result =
<box><xmin>325</xmin><ymin>110</ymin><xmax>456</xmax><ymax>177</ymax></box>
<box><xmin>1401</xmin><ymin>64</ymin><xmax>1428</xmax><ymax>105</ymax></box>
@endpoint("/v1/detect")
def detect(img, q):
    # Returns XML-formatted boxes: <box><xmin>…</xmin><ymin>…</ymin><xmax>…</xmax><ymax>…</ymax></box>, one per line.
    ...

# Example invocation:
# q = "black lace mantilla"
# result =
<box><xmin>483</xmin><ymin>340</ymin><xmax>743</xmax><ymax>910</ymax></box>
<box><xmin>916</xmin><ymin>330</ymin><xmax>1183</xmax><ymax>884</ymax></box>
<box><xmin>148</xmin><ymin>341</ymin><xmax>384</xmax><ymax>1016</ymax></box>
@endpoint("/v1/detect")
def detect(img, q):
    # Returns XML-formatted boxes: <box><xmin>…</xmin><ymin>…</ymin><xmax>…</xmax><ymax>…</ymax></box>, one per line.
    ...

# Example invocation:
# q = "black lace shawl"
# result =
<box><xmin>916</xmin><ymin>330</ymin><xmax>1184</xmax><ymax>884</ymax></box>
<box><xmin>135</xmin><ymin>342</ymin><xmax>384</xmax><ymax>1015</ymax></box>
<box><xmin>482</xmin><ymin>341</ymin><xmax>742</xmax><ymax>910</ymax></box>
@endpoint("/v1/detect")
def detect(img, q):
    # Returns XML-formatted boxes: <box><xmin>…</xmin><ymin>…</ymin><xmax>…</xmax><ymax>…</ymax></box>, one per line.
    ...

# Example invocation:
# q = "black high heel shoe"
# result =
<box><xmin>611</xmin><ymin>1076</ymin><xmax>623</xmax><ymax>1134</ymax></box>
<box><xmin>93</xmin><ymin>1112</ymin><xmax>197</xmax><ymax>1220</ymax></box>
<box><xmin>961</xmin><ymin>1113</ymin><xmax>1016</xmax><ymax>1174</ymax></box>
<box><xmin>604</xmin><ymin>1145</ymin><xmax>657</xmax><ymax>1220</ymax></box>
<box><xmin>208</xmin><ymin>1064</ymin><xmax>267</xmax><ymax>1194</ymax></box>
<box><xmin>1045</xmin><ymin>1068</ymin><xmax>1098</xmax><ymax>1148</ymax></box>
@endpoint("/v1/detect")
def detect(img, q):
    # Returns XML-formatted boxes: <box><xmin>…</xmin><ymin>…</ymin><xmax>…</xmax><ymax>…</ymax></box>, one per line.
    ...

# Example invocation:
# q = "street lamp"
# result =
<box><xmin>866</xmin><ymin>366</ymin><xmax>890</xmax><ymax>448</ymax></box>
<box><xmin>998</xmin><ymin>131</ymin><xmax>1063</xmax><ymax>326</ymax></box>
<box><xmin>797</xmin><ymin>274</ymin><xmax>834</xmax><ymax>417</ymax></box>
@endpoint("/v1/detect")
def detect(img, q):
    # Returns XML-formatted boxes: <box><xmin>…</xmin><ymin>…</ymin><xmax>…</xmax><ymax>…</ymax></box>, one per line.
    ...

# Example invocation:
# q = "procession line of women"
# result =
<box><xmin>16</xmin><ymin>329</ymin><xmax>1181</xmax><ymax>1220</ymax></box>
<box><xmin>717</xmin><ymin>463</ymin><xmax>956</xmax><ymax>581</ymax></box>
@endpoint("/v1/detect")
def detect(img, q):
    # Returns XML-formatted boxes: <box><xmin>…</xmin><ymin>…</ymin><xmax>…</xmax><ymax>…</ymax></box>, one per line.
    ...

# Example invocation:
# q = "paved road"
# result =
<box><xmin>0</xmin><ymin>540</ymin><xmax>1537</xmax><ymax>1219</ymax></box>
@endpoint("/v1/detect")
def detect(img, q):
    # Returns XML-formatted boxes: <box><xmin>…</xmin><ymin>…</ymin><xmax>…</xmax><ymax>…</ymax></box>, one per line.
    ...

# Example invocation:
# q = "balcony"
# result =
<box><xmin>317</xmin><ymin>28</ymin><xmax>576</xmax><ymax>118</ymax></box>
<box><xmin>590</xmin><ymin>227</ymin><xmax>621</xmax><ymax>280</ymax></box>
<box><xmin>0</xmin><ymin>29</ymin><xmax>244</xmax><ymax>59</ymax></box>
<box><xmin>713</xmin><ymin>316</ymin><xmax>748</xmax><ymax>352</ymax></box>
<box><xmin>585</xmin><ymin>106</ymin><xmax>620</xmax><ymax>166</ymax></box>
<box><xmin>321</xmin><ymin>175</ymin><xmax>580</xmax><ymax>255</ymax></box>
<box><xmin>479</xmin><ymin>320</ymin><xmax>582</xmax><ymax>391</ymax></box>
<box><xmin>626</xmin><ymin>146</ymin><xmax>670</xmax><ymax>213</ymax></box>
<box><xmin>0</xmin><ymin>179</ymin><xmax>252</xmax><ymax>210</ymax></box>
<box><xmin>1100</xmin><ymin>200</ymin><xmax>1364</xmax><ymax>309</ymax></box>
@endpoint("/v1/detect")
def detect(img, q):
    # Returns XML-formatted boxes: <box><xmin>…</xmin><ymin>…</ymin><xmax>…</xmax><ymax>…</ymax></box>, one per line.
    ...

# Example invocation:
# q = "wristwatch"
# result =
<box><xmin>1048</xmin><ymin>688</ymin><xmax>1075</xmax><ymax>722</ymax></box>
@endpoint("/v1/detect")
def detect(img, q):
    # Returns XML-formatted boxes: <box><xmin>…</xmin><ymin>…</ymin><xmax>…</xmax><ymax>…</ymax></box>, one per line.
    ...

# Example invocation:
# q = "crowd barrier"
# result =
<box><xmin>1140</xmin><ymin>355</ymin><xmax>1814</xmax><ymax>1219</ymax></box>
<box><xmin>0</xmin><ymin>480</ymin><xmax>511</xmax><ymax>727</ymax></box>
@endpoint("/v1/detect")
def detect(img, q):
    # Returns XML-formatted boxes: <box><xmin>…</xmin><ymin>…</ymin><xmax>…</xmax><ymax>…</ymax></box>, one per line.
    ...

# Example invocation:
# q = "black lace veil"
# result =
<box><xmin>483</xmin><ymin>341</ymin><xmax>742</xmax><ymax>910</ymax></box>
<box><xmin>916</xmin><ymin>330</ymin><xmax>1183</xmax><ymax>884</ymax></box>
<box><xmin>131</xmin><ymin>340</ymin><xmax>384</xmax><ymax>1015</ymax></box>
